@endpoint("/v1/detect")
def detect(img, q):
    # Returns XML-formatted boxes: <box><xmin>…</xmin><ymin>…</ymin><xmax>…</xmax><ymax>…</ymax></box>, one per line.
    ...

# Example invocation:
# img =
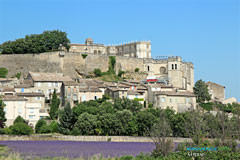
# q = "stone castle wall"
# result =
<box><xmin>0</xmin><ymin>52</ymin><xmax>145</xmax><ymax>79</ymax></box>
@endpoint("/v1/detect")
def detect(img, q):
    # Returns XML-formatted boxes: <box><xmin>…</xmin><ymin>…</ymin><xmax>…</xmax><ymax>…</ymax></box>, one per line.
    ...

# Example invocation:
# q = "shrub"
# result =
<box><xmin>49</xmin><ymin>121</ymin><xmax>59</xmax><ymax>133</ymax></box>
<box><xmin>35</xmin><ymin>119</ymin><xmax>47</xmax><ymax>133</ymax></box>
<box><xmin>118</xmin><ymin>70</ymin><xmax>125</xmax><ymax>77</ymax></box>
<box><xmin>40</xmin><ymin>125</ymin><xmax>51</xmax><ymax>134</ymax></box>
<box><xmin>15</xmin><ymin>72</ymin><xmax>21</xmax><ymax>79</ymax></box>
<box><xmin>10</xmin><ymin>122</ymin><xmax>33</xmax><ymax>135</ymax></box>
<box><xmin>94</xmin><ymin>68</ymin><xmax>102</xmax><ymax>77</ymax></box>
<box><xmin>135</xmin><ymin>68</ymin><xmax>139</xmax><ymax>72</ymax></box>
<box><xmin>13</xmin><ymin>116</ymin><xmax>27</xmax><ymax>125</ymax></box>
<box><xmin>81</xmin><ymin>54</ymin><xmax>88</xmax><ymax>59</ymax></box>
<box><xmin>0</xmin><ymin>68</ymin><xmax>8</xmax><ymax>78</ymax></box>
<box><xmin>3</xmin><ymin>127</ymin><xmax>12</xmax><ymax>134</ymax></box>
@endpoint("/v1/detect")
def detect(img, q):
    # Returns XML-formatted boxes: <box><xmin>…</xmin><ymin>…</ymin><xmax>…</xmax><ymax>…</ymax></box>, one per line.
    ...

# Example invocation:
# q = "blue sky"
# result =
<box><xmin>0</xmin><ymin>0</ymin><xmax>239</xmax><ymax>101</ymax></box>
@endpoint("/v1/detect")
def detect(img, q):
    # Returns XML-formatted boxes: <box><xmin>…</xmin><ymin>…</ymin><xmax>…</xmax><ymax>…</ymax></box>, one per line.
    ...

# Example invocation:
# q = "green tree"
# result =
<box><xmin>58</xmin><ymin>103</ymin><xmax>74</xmax><ymax>135</ymax></box>
<box><xmin>73</xmin><ymin>113</ymin><xmax>97</xmax><ymax>135</ymax></box>
<box><xmin>0</xmin><ymin>99</ymin><xmax>6</xmax><ymax>128</ymax></box>
<box><xmin>49</xmin><ymin>121</ymin><xmax>59</xmax><ymax>133</ymax></box>
<box><xmin>93</xmin><ymin>68</ymin><xmax>102</xmax><ymax>77</ymax></box>
<box><xmin>0</xmin><ymin>30</ymin><xmax>70</xmax><ymax>54</ymax></box>
<box><xmin>114</xmin><ymin>98</ymin><xmax>143</xmax><ymax>113</ymax></box>
<box><xmin>35</xmin><ymin>119</ymin><xmax>48</xmax><ymax>133</ymax></box>
<box><xmin>116</xmin><ymin>109</ymin><xmax>137</xmax><ymax>135</ymax></box>
<box><xmin>49</xmin><ymin>89</ymin><xmax>60</xmax><ymax>120</ymax></box>
<box><xmin>13</xmin><ymin>116</ymin><xmax>27</xmax><ymax>124</ymax></box>
<box><xmin>136</xmin><ymin>110</ymin><xmax>158</xmax><ymax>136</ymax></box>
<box><xmin>10</xmin><ymin>122</ymin><xmax>33</xmax><ymax>135</ymax></box>
<box><xmin>193</xmin><ymin>79</ymin><xmax>211</xmax><ymax>103</ymax></box>
<box><xmin>0</xmin><ymin>68</ymin><xmax>8</xmax><ymax>78</ymax></box>
<box><xmin>97</xmin><ymin>113</ymin><xmax>120</xmax><ymax>135</ymax></box>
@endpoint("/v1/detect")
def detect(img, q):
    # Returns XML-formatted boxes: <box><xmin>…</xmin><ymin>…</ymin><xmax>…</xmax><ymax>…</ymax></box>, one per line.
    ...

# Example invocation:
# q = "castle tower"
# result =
<box><xmin>85</xmin><ymin>38</ymin><xmax>93</xmax><ymax>45</ymax></box>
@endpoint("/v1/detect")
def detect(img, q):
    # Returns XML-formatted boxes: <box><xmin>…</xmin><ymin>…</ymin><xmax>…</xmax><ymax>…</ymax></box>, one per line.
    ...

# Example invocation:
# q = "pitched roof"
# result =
<box><xmin>29</xmin><ymin>72</ymin><xmax>72</xmax><ymax>82</ymax></box>
<box><xmin>15</xmin><ymin>79</ymin><xmax>34</xmax><ymax>88</ymax></box>
<box><xmin>2</xmin><ymin>87</ymin><xmax>15</xmax><ymax>92</ymax></box>
<box><xmin>16</xmin><ymin>92</ymin><xmax>45</xmax><ymax>97</ymax></box>
<box><xmin>154</xmin><ymin>91</ymin><xmax>196</xmax><ymax>97</ymax></box>
<box><xmin>0</xmin><ymin>78</ymin><xmax>18</xmax><ymax>82</ymax></box>
<box><xmin>2</xmin><ymin>95</ymin><xmax>27</xmax><ymax>101</ymax></box>
<box><xmin>127</xmin><ymin>90</ymin><xmax>141</xmax><ymax>95</ymax></box>
<box><xmin>63</xmin><ymin>81</ymin><xmax>79</xmax><ymax>86</ymax></box>
<box><xmin>107</xmin><ymin>87</ymin><xmax>128</xmax><ymax>92</ymax></box>
<box><xmin>79</xmin><ymin>87</ymin><xmax>101</xmax><ymax>92</ymax></box>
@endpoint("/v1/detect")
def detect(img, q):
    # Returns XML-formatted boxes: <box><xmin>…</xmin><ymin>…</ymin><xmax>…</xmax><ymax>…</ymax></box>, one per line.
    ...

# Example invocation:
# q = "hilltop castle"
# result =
<box><xmin>68</xmin><ymin>38</ymin><xmax>151</xmax><ymax>58</ymax></box>
<box><xmin>67</xmin><ymin>38</ymin><xmax>194</xmax><ymax>92</ymax></box>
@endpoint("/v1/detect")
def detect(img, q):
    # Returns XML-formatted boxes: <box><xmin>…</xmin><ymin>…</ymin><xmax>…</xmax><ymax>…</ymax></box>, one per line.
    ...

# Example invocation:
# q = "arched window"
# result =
<box><xmin>147</xmin><ymin>66</ymin><xmax>150</xmax><ymax>71</ymax></box>
<box><xmin>172</xmin><ymin>64</ymin><xmax>174</xmax><ymax>70</ymax></box>
<box><xmin>175</xmin><ymin>64</ymin><xmax>177</xmax><ymax>70</ymax></box>
<box><xmin>160</xmin><ymin>67</ymin><xmax>166</xmax><ymax>74</ymax></box>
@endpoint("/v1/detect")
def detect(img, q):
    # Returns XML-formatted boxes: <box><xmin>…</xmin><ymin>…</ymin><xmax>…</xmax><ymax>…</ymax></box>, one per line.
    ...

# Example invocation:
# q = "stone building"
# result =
<box><xmin>26</xmin><ymin>71</ymin><xmax>72</xmax><ymax>101</ymax></box>
<box><xmin>143</xmin><ymin>56</ymin><xmax>194</xmax><ymax>92</ymax></box>
<box><xmin>0</xmin><ymin>86</ymin><xmax>47</xmax><ymax>127</ymax></box>
<box><xmin>68</xmin><ymin>38</ymin><xmax>151</xmax><ymax>58</ymax></box>
<box><xmin>61</xmin><ymin>79</ymin><xmax>104</xmax><ymax>107</ymax></box>
<box><xmin>148</xmin><ymin>83</ymin><xmax>196</xmax><ymax>112</ymax></box>
<box><xmin>206</xmin><ymin>81</ymin><xmax>225</xmax><ymax>102</ymax></box>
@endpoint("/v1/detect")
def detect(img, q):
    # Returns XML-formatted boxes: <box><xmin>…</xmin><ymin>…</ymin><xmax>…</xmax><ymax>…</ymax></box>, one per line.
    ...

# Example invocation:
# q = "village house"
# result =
<box><xmin>104</xmin><ymin>82</ymin><xmax>148</xmax><ymax>105</ymax></box>
<box><xmin>61</xmin><ymin>79</ymin><xmax>104</xmax><ymax>107</ymax></box>
<box><xmin>2</xmin><ymin>95</ymin><xmax>42</xmax><ymax>127</ymax></box>
<box><xmin>26</xmin><ymin>72</ymin><xmax>73</xmax><ymax>102</ymax></box>
<box><xmin>0</xmin><ymin>78</ymin><xmax>19</xmax><ymax>87</ymax></box>
<box><xmin>152</xmin><ymin>86</ymin><xmax>196</xmax><ymax>112</ymax></box>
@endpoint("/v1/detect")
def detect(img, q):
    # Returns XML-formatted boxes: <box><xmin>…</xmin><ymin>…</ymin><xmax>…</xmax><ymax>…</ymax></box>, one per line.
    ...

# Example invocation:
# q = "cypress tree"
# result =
<box><xmin>49</xmin><ymin>89</ymin><xmax>60</xmax><ymax>120</ymax></box>
<box><xmin>0</xmin><ymin>99</ymin><xmax>6</xmax><ymax>128</ymax></box>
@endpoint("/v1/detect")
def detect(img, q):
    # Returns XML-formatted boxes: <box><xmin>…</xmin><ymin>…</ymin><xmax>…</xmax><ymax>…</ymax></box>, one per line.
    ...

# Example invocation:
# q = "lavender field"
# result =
<box><xmin>0</xmin><ymin>141</ymin><xmax>155</xmax><ymax>158</ymax></box>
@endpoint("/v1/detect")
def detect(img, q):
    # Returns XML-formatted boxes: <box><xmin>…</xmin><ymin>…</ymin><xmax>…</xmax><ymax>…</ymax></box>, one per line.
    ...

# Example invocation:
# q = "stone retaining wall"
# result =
<box><xmin>0</xmin><ymin>134</ymin><xmax>193</xmax><ymax>143</ymax></box>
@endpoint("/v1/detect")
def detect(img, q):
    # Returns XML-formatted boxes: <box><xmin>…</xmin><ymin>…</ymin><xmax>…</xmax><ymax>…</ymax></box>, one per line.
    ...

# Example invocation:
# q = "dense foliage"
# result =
<box><xmin>0</xmin><ymin>99</ymin><xmax>6</xmax><ymax>128</ymax></box>
<box><xmin>57</xmin><ymin>97</ymin><xmax>240</xmax><ymax>139</ymax></box>
<box><xmin>58</xmin><ymin>103</ymin><xmax>74</xmax><ymax>135</ymax></box>
<box><xmin>94</xmin><ymin>68</ymin><xmax>103</xmax><ymax>77</ymax></box>
<box><xmin>9</xmin><ymin>122</ymin><xmax>33</xmax><ymax>135</ymax></box>
<box><xmin>0</xmin><ymin>68</ymin><xmax>8</xmax><ymax>78</ymax></box>
<box><xmin>135</xmin><ymin>68</ymin><xmax>139</xmax><ymax>72</ymax></box>
<box><xmin>194</xmin><ymin>79</ymin><xmax>211</xmax><ymax>103</ymax></box>
<box><xmin>0</xmin><ymin>30</ymin><xmax>70</xmax><ymax>54</ymax></box>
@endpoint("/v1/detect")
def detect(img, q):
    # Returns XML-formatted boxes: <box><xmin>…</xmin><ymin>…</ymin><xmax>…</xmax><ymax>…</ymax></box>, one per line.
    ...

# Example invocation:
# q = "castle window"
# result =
<box><xmin>147</xmin><ymin>66</ymin><xmax>150</xmax><ymax>71</ymax></box>
<box><xmin>172</xmin><ymin>64</ymin><xmax>174</xmax><ymax>70</ymax></box>
<box><xmin>175</xmin><ymin>64</ymin><xmax>177</xmax><ymax>70</ymax></box>
<box><xmin>160</xmin><ymin>67</ymin><xmax>166</xmax><ymax>74</ymax></box>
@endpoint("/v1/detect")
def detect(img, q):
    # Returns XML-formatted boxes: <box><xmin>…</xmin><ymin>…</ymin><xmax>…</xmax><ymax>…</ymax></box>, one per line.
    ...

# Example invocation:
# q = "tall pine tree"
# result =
<box><xmin>0</xmin><ymin>99</ymin><xmax>7</xmax><ymax>128</ymax></box>
<box><xmin>49</xmin><ymin>89</ymin><xmax>60</xmax><ymax>120</ymax></box>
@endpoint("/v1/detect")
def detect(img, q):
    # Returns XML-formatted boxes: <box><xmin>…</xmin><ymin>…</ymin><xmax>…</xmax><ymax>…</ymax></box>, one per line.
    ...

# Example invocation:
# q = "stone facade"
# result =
<box><xmin>144</xmin><ymin>56</ymin><xmax>194</xmax><ymax>92</ymax></box>
<box><xmin>206</xmin><ymin>81</ymin><xmax>225</xmax><ymax>102</ymax></box>
<box><xmin>0</xmin><ymin>51</ymin><xmax>194</xmax><ymax>93</ymax></box>
<box><xmin>68</xmin><ymin>38</ymin><xmax>151</xmax><ymax>58</ymax></box>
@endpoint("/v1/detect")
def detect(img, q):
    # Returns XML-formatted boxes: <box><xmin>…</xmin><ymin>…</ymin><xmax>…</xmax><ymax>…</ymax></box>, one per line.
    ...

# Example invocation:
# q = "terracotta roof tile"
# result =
<box><xmin>29</xmin><ymin>72</ymin><xmax>72</xmax><ymax>82</ymax></box>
